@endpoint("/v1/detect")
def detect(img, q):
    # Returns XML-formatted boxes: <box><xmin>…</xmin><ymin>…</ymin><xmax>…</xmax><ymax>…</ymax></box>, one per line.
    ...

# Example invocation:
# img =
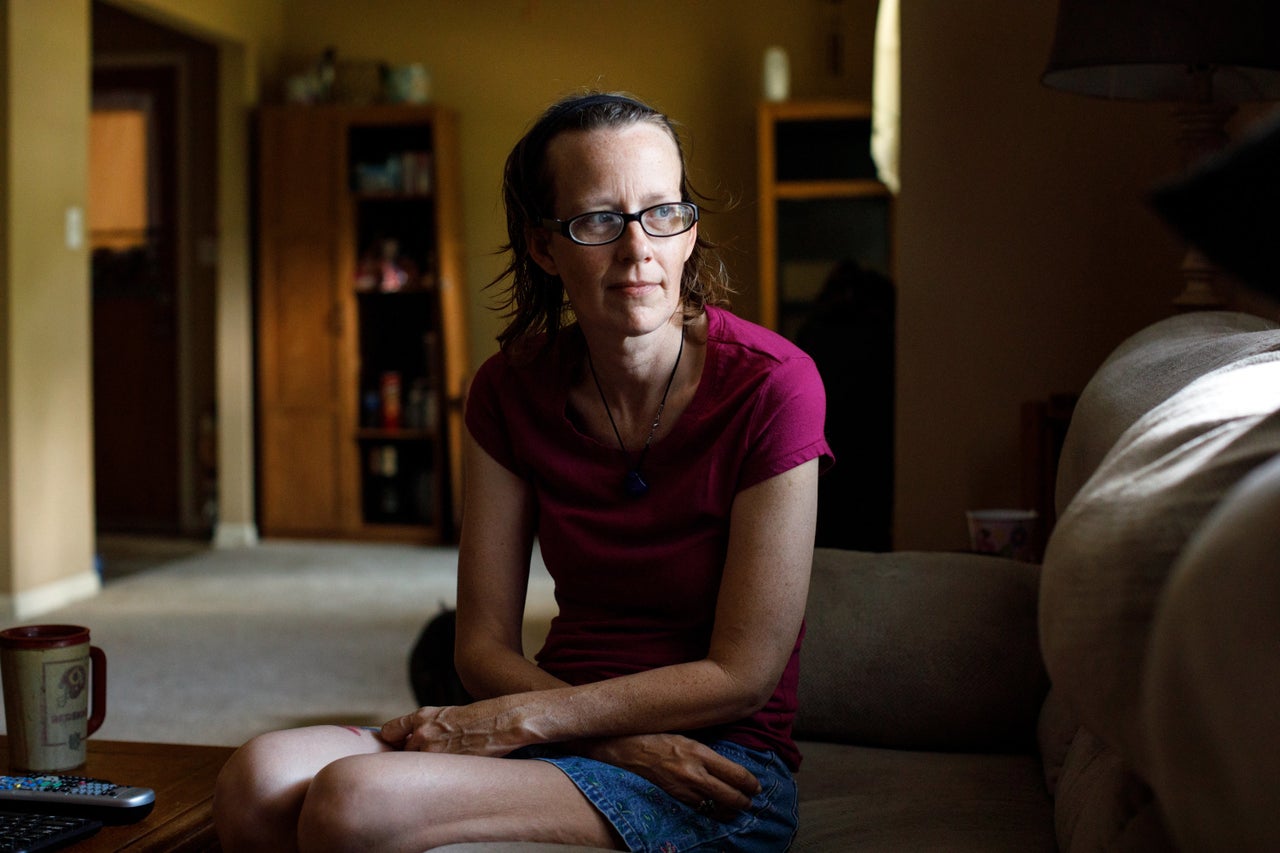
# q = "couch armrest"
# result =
<box><xmin>1055</xmin><ymin>311</ymin><xmax>1279</xmax><ymax>512</ymax></box>
<box><xmin>794</xmin><ymin>549</ymin><xmax>1047</xmax><ymax>752</ymax></box>
<box><xmin>1143</xmin><ymin>451</ymin><xmax>1280</xmax><ymax>851</ymax></box>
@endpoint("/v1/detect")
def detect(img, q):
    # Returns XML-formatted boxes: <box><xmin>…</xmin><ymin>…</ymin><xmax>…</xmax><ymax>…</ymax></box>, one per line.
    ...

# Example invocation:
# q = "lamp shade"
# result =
<box><xmin>1043</xmin><ymin>0</ymin><xmax>1280</xmax><ymax>102</ymax></box>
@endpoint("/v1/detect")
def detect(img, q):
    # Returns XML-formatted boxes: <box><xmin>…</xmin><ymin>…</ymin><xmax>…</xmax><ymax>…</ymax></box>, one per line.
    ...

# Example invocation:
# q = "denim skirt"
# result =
<box><xmin>512</xmin><ymin>740</ymin><xmax>798</xmax><ymax>853</ymax></box>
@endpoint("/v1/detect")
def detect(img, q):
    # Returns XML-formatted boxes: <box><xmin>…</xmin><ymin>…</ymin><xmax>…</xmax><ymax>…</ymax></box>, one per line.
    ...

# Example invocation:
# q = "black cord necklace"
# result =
<box><xmin>587</xmin><ymin>327</ymin><xmax>685</xmax><ymax>498</ymax></box>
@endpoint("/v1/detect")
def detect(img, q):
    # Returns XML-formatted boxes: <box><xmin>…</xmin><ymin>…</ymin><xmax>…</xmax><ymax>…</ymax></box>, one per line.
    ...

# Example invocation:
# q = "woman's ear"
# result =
<box><xmin>527</xmin><ymin>226</ymin><xmax>559</xmax><ymax>276</ymax></box>
<box><xmin>682</xmin><ymin>222</ymin><xmax>698</xmax><ymax>264</ymax></box>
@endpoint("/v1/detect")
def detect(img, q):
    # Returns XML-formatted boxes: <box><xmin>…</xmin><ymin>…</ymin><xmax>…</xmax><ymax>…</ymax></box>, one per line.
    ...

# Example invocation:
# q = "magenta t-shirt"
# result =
<box><xmin>465</xmin><ymin>306</ymin><xmax>832</xmax><ymax>769</ymax></box>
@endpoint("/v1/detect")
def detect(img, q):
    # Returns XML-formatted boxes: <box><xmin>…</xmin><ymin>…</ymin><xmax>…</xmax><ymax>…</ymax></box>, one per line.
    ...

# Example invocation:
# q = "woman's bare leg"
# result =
<box><xmin>214</xmin><ymin>726</ymin><xmax>390</xmax><ymax>852</ymax></box>
<box><xmin>296</xmin><ymin>751</ymin><xmax>622</xmax><ymax>853</ymax></box>
<box><xmin>214</xmin><ymin>725</ymin><xmax>622</xmax><ymax>852</ymax></box>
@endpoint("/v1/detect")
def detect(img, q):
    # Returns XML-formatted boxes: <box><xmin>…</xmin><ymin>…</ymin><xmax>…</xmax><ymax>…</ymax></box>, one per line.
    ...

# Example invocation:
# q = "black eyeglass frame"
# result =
<box><xmin>540</xmin><ymin>202</ymin><xmax>699</xmax><ymax>246</ymax></box>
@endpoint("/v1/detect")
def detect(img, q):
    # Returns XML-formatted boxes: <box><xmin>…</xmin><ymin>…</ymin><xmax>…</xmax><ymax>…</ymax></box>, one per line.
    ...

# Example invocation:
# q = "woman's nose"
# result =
<box><xmin>614</xmin><ymin>220</ymin><xmax>653</xmax><ymax>262</ymax></box>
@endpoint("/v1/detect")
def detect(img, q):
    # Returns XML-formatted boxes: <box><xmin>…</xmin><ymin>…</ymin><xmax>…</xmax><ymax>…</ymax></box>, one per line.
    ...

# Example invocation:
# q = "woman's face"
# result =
<box><xmin>529</xmin><ymin>122</ymin><xmax>697</xmax><ymax>342</ymax></box>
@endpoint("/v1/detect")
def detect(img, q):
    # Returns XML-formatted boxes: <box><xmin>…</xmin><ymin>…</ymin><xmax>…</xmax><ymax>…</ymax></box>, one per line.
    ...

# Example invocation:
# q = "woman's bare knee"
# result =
<box><xmin>216</xmin><ymin>727</ymin><xmax>383</xmax><ymax>851</ymax></box>
<box><xmin>215</xmin><ymin>733</ymin><xmax>312</xmax><ymax>851</ymax></box>
<box><xmin>296</xmin><ymin>757</ymin><xmax>394</xmax><ymax>853</ymax></box>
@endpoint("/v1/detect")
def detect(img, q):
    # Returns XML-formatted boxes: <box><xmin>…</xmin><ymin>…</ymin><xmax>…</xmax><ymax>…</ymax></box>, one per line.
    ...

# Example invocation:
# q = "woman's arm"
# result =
<box><xmin>453</xmin><ymin>435</ymin><xmax>565</xmax><ymax>699</ymax></box>
<box><xmin>386</xmin><ymin>454</ymin><xmax>819</xmax><ymax>753</ymax></box>
<box><xmin>450</xmin><ymin>436</ymin><xmax>769</xmax><ymax>811</ymax></box>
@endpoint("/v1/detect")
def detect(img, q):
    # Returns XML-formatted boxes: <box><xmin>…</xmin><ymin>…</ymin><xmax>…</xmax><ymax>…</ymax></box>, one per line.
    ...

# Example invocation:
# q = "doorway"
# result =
<box><xmin>91</xmin><ymin>2</ymin><xmax>219</xmax><ymax>540</ymax></box>
<box><xmin>90</xmin><ymin>65</ymin><xmax>180</xmax><ymax>533</ymax></box>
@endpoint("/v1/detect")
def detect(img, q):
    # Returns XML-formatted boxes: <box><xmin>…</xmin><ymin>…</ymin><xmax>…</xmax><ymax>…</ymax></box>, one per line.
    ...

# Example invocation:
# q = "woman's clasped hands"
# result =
<box><xmin>382</xmin><ymin>703</ymin><xmax>760</xmax><ymax>819</ymax></box>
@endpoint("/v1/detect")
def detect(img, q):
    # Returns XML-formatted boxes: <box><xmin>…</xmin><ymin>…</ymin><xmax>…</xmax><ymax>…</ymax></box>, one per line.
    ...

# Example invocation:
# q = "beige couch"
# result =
<box><xmin>441</xmin><ymin>309</ymin><xmax>1280</xmax><ymax>852</ymax></box>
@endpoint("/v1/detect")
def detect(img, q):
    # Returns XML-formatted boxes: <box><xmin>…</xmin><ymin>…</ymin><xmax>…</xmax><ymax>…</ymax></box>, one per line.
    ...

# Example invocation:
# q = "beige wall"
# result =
<box><xmin>0</xmin><ymin>0</ymin><xmax>284</xmax><ymax>614</ymax></box>
<box><xmin>270</xmin><ymin>0</ymin><xmax>1226</xmax><ymax>550</ymax></box>
<box><xmin>111</xmin><ymin>0</ymin><xmax>284</xmax><ymax>85</ymax></box>
<box><xmin>894</xmin><ymin>4</ymin><xmax>1268</xmax><ymax>549</ymax></box>
<box><xmin>0</xmin><ymin>0</ymin><xmax>98</xmax><ymax>616</ymax></box>
<box><xmin>896</xmin><ymin>2</ymin><xmax>1184</xmax><ymax>549</ymax></box>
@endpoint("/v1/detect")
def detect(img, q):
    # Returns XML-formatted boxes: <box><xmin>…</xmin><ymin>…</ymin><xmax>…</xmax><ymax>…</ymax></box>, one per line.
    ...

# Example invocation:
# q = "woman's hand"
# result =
<box><xmin>380</xmin><ymin>698</ymin><xmax>531</xmax><ymax>757</ymax></box>
<box><xmin>580</xmin><ymin>734</ymin><xmax>761</xmax><ymax>817</ymax></box>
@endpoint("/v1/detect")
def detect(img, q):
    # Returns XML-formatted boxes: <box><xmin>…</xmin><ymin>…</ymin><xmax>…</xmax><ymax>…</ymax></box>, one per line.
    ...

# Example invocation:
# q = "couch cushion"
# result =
<box><xmin>1040</xmin><ymin>347</ymin><xmax>1280</xmax><ymax>772</ymax></box>
<box><xmin>795</xmin><ymin>549</ymin><xmax>1046</xmax><ymax>752</ymax></box>
<box><xmin>1055</xmin><ymin>311</ymin><xmax>1280</xmax><ymax>513</ymax></box>
<box><xmin>1143</xmin><ymin>450</ymin><xmax>1280</xmax><ymax>852</ymax></box>
<box><xmin>791</xmin><ymin>741</ymin><xmax>1055</xmax><ymax>852</ymax></box>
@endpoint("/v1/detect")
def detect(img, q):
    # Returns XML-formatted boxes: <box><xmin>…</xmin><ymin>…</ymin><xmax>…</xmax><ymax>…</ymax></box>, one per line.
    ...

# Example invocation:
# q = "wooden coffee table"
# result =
<box><xmin>1</xmin><ymin>736</ymin><xmax>234</xmax><ymax>852</ymax></box>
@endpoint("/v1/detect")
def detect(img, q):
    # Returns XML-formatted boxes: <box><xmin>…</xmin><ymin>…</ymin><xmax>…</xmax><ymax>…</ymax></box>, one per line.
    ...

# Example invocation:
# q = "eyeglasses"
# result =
<box><xmin>541</xmin><ymin>202</ymin><xmax>698</xmax><ymax>246</ymax></box>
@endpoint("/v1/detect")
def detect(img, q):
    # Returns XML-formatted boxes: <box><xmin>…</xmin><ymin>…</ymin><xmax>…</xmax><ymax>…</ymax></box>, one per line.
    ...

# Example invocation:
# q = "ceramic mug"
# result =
<box><xmin>966</xmin><ymin>509</ymin><xmax>1039</xmax><ymax>563</ymax></box>
<box><xmin>0</xmin><ymin>625</ymin><xmax>106</xmax><ymax>771</ymax></box>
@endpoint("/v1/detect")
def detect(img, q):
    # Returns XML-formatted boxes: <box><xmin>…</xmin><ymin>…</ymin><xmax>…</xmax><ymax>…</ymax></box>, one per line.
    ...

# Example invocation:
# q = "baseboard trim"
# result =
<box><xmin>213</xmin><ymin>522</ymin><xmax>259</xmax><ymax>549</ymax></box>
<box><xmin>0</xmin><ymin>570</ymin><xmax>102</xmax><ymax>620</ymax></box>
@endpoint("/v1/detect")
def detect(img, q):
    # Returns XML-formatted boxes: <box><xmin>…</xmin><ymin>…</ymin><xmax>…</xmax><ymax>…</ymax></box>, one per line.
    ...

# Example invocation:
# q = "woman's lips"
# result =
<box><xmin>611</xmin><ymin>280</ymin><xmax>659</xmax><ymax>295</ymax></box>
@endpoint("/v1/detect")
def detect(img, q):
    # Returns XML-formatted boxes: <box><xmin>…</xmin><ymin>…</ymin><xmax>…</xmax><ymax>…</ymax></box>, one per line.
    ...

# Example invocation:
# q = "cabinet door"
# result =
<box><xmin>256</xmin><ymin>108</ymin><xmax>349</xmax><ymax>535</ymax></box>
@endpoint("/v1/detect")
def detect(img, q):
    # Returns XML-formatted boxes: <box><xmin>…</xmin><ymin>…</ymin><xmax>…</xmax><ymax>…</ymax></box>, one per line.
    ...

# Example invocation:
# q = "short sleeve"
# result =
<box><xmin>464</xmin><ymin>353</ymin><xmax>522</xmax><ymax>476</ymax></box>
<box><xmin>738</xmin><ymin>354</ymin><xmax>833</xmax><ymax>491</ymax></box>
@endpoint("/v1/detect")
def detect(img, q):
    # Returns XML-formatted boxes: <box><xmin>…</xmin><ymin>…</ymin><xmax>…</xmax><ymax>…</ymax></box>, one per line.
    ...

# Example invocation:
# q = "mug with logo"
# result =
<box><xmin>0</xmin><ymin>625</ymin><xmax>106</xmax><ymax>771</ymax></box>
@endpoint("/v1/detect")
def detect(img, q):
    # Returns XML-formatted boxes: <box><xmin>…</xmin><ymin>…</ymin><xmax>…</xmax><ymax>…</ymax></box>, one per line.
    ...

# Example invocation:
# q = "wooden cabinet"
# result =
<box><xmin>256</xmin><ymin>105</ymin><xmax>468</xmax><ymax>543</ymax></box>
<box><xmin>757</xmin><ymin>100</ymin><xmax>893</xmax><ymax>339</ymax></box>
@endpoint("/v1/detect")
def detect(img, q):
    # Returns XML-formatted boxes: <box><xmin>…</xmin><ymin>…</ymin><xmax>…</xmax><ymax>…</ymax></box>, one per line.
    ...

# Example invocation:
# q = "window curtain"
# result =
<box><xmin>871</xmin><ymin>0</ymin><xmax>900</xmax><ymax>194</ymax></box>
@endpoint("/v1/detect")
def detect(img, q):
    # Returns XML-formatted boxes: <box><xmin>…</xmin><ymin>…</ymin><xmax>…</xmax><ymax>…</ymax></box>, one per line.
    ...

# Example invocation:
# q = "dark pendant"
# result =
<box><xmin>624</xmin><ymin>469</ymin><xmax>649</xmax><ymax>497</ymax></box>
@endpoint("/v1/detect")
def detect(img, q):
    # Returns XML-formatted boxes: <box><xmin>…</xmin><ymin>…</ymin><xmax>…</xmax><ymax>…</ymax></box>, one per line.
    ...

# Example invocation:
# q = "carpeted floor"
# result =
<box><xmin>0</xmin><ymin>540</ymin><xmax>556</xmax><ymax>748</ymax></box>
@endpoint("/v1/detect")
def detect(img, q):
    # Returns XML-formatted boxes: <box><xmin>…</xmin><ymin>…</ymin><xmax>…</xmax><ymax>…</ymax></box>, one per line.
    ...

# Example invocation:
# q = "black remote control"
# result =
<box><xmin>0</xmin><ymin>775</ymin><xmax>154</xmax><ymax>825</ymax></box>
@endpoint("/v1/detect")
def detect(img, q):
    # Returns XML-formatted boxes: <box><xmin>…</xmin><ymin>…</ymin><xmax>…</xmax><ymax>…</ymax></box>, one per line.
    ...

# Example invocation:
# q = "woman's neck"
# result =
<box><xmin>575</xmin><ymin>312</ymin><xmax>705</xmax><ymax>447</ymax></box>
